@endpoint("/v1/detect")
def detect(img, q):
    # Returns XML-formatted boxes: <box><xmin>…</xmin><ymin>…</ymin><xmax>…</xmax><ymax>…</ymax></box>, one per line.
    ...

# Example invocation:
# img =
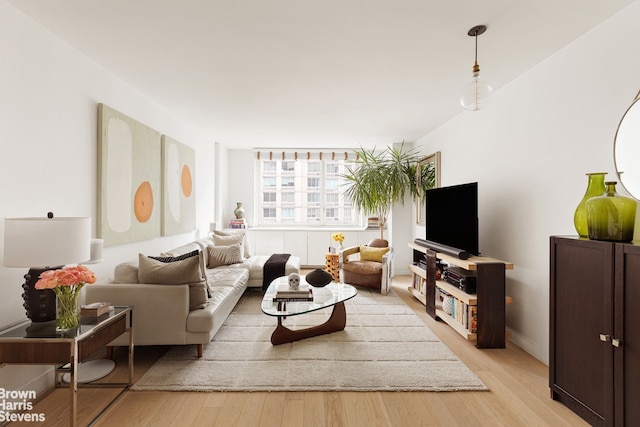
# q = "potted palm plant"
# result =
<box><xmin>343</xmin><ymin>143</ymin><xmax>433</xmax><ymax>239</ymax></box>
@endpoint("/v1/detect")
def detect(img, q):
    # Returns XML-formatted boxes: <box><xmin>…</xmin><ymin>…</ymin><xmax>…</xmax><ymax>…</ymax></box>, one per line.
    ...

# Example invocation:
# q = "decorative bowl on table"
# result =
<box><xmin>305</xmin><ymin>269</ymin><xmax>333</xmax><ymax>287</ymax></box>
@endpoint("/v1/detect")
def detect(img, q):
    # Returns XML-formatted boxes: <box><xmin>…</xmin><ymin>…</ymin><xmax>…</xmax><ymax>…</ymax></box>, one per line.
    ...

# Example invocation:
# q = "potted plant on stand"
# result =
<box><xmin>342</xmin><ymin>142</ymin><xmax>431</xmax><ymax>239</ymax></box>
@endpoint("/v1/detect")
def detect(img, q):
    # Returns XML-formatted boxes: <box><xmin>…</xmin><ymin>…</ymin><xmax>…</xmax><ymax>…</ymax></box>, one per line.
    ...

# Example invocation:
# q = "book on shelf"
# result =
<box><xmin>413</xmin><ymin>274</ymin><xmax>426</xmax><ymax>295</ymax></box>
<box><xmin>468</xmin><ymin>305</ymin><xmax>478</xmax><ymax>333</ymax></box>
<box><xmin>436</xmin><ymin>286</ymin><xmax>478</xmax><ymax>333</ymax></box>
<box><xmin>80</xmin><ymin>301</ymin><xmax>110</xmax><ymax>316</ymax></box>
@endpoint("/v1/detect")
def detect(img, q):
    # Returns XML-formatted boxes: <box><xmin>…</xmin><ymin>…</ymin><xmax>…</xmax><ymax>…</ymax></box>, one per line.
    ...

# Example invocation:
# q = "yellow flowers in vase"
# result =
<box><xmin>331</xmin><ymin>232</ymin><xmax>345</xmax><ymax>251</ymax></box>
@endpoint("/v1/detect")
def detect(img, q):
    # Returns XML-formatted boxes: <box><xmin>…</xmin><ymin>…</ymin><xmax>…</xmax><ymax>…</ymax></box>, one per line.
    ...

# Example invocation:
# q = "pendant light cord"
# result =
<box><xmin>474</xmin><ymin>31</ymin><xmax>478</xmax><ymax>64</ymax></box>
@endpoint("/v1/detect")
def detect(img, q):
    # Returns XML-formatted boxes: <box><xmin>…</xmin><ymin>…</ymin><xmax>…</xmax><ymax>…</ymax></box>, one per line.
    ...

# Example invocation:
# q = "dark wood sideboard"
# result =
<box><xmin>550</xmin><ymin>236</ymin><xmax>640</xmax><ymax>426</ymax></box>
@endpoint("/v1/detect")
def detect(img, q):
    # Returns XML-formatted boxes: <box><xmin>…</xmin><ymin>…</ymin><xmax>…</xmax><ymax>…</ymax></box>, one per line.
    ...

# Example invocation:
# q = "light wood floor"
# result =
<box><xmin>9</xmin><ymin>275</ymin><xmax>588</xmax><ymax>427</ymax></box>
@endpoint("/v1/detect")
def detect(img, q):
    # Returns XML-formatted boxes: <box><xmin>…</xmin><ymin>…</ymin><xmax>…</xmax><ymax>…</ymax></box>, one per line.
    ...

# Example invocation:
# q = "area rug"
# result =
<box><xmin>132</xmin><ymin>288</ymin><xmax>488</xmax><ymax>392</ymax></box>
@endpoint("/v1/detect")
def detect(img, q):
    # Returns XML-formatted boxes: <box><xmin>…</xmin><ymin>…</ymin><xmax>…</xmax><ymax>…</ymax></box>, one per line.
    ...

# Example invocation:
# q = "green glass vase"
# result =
<box><xmin>574</xmin><ymin>172</ymin><xmax>607</xmax><ymax>237</ymax></box>
<box><xmin>586</xmin><ymin>181</ymin><xmax>637</xmax><ymax>242</ymax></box>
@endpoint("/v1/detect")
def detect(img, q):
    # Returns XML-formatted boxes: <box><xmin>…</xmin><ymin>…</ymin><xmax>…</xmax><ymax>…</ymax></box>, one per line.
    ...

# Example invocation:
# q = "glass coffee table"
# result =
<box><xmin>262</xmin><ymin>276</ymin><xmax>357</xmax><ymax>345</ymax></box>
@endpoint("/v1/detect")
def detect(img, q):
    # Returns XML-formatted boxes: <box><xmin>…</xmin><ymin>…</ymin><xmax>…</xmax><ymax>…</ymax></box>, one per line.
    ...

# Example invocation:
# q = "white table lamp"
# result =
<box><xmin>3</xmin><ymin>213</ymin><xmax>91</xmax><ymax>322</ymax></box>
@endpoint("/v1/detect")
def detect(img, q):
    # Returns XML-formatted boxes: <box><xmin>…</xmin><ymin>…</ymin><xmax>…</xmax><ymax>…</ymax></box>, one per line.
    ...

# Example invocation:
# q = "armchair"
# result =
<box><xmin>340</xmin><ymin>238</ymin><xmax>393</xmax><ymax>295</ymax></box>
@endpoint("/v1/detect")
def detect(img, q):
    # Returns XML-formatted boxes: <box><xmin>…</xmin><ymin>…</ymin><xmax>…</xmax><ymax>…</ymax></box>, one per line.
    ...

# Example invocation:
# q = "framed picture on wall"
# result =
<box><xmin>416</xmin><ymin>151</ymin><xmax>441</xmax><ymax>225</ymax></box>
<box><xmin>161</xmin><ymin>135</ymin><xmax>196</xmax><ymax>236</ymax></box>
<box><xmin>97</xmin><ymin>103</ymin><xmax>162</xmax><ymax>246</ymax></box>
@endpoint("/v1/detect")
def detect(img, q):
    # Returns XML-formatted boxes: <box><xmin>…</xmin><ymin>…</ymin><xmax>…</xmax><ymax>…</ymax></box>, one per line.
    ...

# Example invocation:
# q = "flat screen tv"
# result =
<box><xmin>425</xmin><ymin>182</ymin><xmax>479</xmax><ymax>256</ymax></box>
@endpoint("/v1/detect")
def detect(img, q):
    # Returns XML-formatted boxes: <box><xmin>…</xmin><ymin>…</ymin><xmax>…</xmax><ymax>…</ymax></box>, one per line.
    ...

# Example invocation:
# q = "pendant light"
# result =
<box><xmin>460</xmin><ymin>25</ymin><xmax>493</xmax><ymax>111</ymax></box>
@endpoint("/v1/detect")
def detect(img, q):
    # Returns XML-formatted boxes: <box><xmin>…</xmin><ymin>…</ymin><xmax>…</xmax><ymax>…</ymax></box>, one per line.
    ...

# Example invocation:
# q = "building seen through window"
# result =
<box><xmin>257</xmin><ymin>154</ymin><xmax>359</xmax><ymax>227</ymax></box>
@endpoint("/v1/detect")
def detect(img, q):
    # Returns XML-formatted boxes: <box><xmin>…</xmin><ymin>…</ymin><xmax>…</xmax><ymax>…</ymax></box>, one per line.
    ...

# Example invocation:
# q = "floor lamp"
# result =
<box><xmin>3</xmin><ymin>214</ymin><xmax>114</xmax><ymax>383</ymax></box>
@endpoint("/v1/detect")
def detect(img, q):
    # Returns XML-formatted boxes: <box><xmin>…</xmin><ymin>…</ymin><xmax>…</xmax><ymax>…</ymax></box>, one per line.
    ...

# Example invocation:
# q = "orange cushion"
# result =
<box><xmin>359</xmin><ymin>245</ymin><xmax>390</xmax><ymax>262</ymax></box>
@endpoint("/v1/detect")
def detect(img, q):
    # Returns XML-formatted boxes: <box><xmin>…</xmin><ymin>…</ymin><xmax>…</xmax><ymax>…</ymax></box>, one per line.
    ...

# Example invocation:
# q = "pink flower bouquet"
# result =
<box><xmin>35</xmin><ymin>265</ymin><xmax>96</xmax><ymax>289</ymax></box>
<box><xmin>35</xmin><ymin>266</ymin><xmax>96</xmax><ymax>331</ymax></box>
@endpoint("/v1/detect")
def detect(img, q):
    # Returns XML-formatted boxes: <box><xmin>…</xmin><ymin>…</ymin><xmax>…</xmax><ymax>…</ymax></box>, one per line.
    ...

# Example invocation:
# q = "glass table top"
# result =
<box><xmin>261</xmin><ymin>276</ymin><xmax>357</xmax><ymax>317</ymax></box>
<box><xmin>0</xmin><ymin>306</ymin><xmax>130</xmax><ymax>340</ymax></box>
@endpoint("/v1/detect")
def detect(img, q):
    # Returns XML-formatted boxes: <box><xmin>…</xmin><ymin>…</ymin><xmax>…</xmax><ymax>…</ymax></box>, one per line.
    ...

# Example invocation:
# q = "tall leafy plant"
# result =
<box><xmin>342</xmin><ymin>143</ymin><xmax>425</xmax><ymax>239</ymax></box>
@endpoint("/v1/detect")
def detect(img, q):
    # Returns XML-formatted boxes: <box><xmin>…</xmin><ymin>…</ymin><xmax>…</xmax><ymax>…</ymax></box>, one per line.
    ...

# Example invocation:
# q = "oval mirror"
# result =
<box><xmin>614</xmin><ymin>93</ymin><xmax>640</xmax><ymax>200</ymax></box>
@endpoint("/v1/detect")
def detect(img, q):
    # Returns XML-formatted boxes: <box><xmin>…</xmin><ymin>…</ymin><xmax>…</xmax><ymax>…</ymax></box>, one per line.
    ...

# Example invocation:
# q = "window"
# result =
<box><xmin>281</xmin><ymin>177</ymin><xmax>294</xmax><ymax>187</ymax></box>
<box><xmin>326</xmin><ymin>179</ymin><xmax>339</xmax><ymax>189</ymax></box>
<box><xmin>281</xmin><ymin>208</ymin><xmax>295</xmax><ymax>219</ymax></box>
<box><xmin>307</xmin><ymin>193</ymin><xmax>320</xmax><ymax>203</ymax></box>
<box><xmin>256</xmin><ymin>155</ymin><xmax>359</xmax><ymax>227</ymax></box>
<box><xmin>281</xmin><ymin>192</ymin><xmax>295</xmax><ymax>203</ymax></box>
<box><xmin>326</xmin><ymin>193</ymin><xmax>339</xmax><ymax>204</ymax></box>
<box><xmin>282</xmin><ymin>161</ymin><xmax>295</xmax><ymax>172</ymax></box>
<box><xmin>307</xmin><ymin>208</ymin><xmax>320</xmax><ymax>220</ymax></box>
<box><xmin>325</xmin><ymin>208</ymin><xmax>339</xmax><ymax>219</ymax></box>
<box><xmin>308</xmin><ymin>162</ymin><xmax>321</xmax><ymax>173</ymax></box>
<box><xmin>326</xmin><ymin>163</ymin><xmax>339</xmax><ymax>174</ymax></box>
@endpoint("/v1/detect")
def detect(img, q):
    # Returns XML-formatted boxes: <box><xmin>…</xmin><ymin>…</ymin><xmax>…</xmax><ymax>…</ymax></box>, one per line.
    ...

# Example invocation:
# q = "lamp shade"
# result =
<box><xmin>3</xmin><ymin>217</ymin><xmax>91</xmax><ymax>268</ymax></box>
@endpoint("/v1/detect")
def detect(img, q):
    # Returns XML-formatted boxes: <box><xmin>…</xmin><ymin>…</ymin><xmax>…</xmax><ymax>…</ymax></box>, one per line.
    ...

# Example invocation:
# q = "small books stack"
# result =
<box><xmin>80</xmin><ymin>302</ymin><xmax>110</xmax><ymax>316</ymax></box>
<box><xmin>228</xmin><ymin>218</ymin><xmax>247</xmax><ymax>229</ymax></box>
<box><xmin>274</xmin><ymin>283</ymin><xmax>313</xmax><ymax>302</ymax></box>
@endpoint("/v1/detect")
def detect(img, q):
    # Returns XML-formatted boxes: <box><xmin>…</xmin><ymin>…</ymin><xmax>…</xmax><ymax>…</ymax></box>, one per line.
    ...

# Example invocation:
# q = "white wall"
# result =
<box><xmin>413</xmin><ymin>1</ymin><xmax>640</xmax><ymax>363</ymax></box>
<box><xmin>0</xmin><ymin>2</ymin><xmax>216</xmax><ymax>390</ymax></box>
<box><xmin>227</xmin><ymin>150</ymin><xmax>256</xmax><ymax>227</ymax></box>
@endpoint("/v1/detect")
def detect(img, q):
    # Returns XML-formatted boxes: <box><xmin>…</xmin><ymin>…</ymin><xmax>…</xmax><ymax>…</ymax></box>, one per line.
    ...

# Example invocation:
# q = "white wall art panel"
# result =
<box><xmin>161</xmin><ymin>135</ymin><xmax>196</xmax><ymax>235</ymax></box>
<box><xmin>97</xmin><ymin>103</ymin><xmax>161</xmax><ymax>246</ymax></box>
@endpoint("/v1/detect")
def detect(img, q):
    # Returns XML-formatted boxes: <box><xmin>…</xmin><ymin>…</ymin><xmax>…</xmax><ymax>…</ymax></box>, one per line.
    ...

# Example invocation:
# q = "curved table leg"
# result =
<box><xmin>271</xmin><ymin>301</ymin><xmax>347</xmax><ymax>345</ymax></box>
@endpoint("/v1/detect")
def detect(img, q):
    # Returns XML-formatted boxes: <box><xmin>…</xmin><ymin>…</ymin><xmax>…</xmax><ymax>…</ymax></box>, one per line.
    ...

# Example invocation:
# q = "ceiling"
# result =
<box><xmin>7</xmin><ymin>0</ymin><xmax>635</xmax><ymax>149</ymax></box>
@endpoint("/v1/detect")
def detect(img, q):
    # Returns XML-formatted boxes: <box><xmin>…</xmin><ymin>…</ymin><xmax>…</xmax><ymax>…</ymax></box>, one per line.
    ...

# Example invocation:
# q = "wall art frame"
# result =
<box><xmin>416</xmin><ymin>151</ymin><xmax>441</xmax><ymax>225</ymax></box>
<box><xmin>97</xmin><ymin>103</ymin><xmax>161</xmax><ymax>246</ymax></box>
<box><xmin>161</xmin><ymin>135</ymin><xmax>196</xmax><ymax>236</ymax></box>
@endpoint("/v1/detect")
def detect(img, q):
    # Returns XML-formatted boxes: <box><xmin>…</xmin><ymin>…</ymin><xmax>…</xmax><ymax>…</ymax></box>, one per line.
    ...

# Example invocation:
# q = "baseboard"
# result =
<box><xmin>506</xmin><ymin>327</ymin><xmax>547</xmax><ymax>365</ymax></box>
<box><xmin>24</xmin><ymin>367</ymin><xmax>54</xmax><ymax>396</ymax></box>
<box><xmin>0</xmin><ymin>365</ymin><xmax>54</xmax><ymax>399</ymax></box>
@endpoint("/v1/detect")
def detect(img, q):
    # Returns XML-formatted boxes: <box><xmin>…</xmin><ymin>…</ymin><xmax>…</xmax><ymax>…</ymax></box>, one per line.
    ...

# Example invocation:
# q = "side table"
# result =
<box><xmin>0</xmin><ymin>306</ymin><xmax>134</xmax><ymax>427</ymax></box>
<box><xmin>325</xmin><ymin>253</ymin><xmax>340</xmax><ymax>282</ymax></box>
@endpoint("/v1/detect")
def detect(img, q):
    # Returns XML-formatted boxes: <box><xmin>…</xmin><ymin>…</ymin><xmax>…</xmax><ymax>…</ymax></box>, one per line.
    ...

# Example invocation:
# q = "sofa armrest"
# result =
<box><xmin>85</xmin><ymin>283</ymin><xmax>190</xmax><ymax>346</ymax></box>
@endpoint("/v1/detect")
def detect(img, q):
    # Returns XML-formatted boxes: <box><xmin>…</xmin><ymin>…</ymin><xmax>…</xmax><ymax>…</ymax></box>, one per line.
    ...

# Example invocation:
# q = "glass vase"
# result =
<box><xmin>574</xmin><ymin>172</ymin><xmax>607</xmax><ymax>237</ymax></box>
<box><xmin>586</xmin><ymin>181</ymin><xmax>637</xmax><ymax>242</ymax></box>
<box><xmin>54</xmin><ymin>285</ymin><xmax>82</xmax><ymax>333</ymax></box>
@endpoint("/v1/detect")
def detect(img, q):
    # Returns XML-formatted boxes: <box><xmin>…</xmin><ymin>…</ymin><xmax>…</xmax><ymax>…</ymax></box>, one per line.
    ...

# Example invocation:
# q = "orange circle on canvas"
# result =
<box><xmin>181</xmin><ymin>165</ymin><xmax>193</xmax><ymax>197</ymax></box>
<box><xmin>134</xmin><ymin>181</ymin><xmax>154</xmax><ymax>223</ymax></box>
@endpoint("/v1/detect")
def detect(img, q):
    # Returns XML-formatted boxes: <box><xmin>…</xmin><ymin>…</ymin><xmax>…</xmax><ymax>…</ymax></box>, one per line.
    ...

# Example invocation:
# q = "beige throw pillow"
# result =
<box><xmin>113</xmin><ymin>260</ymin><xmax>140</xmax><ymax>284</ymax></box>
<box><xmin>138</xmin><ymin>254</ymin><xmax>208</xmax><ymax>310</ymax></box>
<box><xmin>207</xmin><ymin>244</ymin><xmax>244</xmax><ymax>268</ymax></box>
<box><xmin>155</xmin><ymin>249</ymin><xmax>212</xmax><ymax>297</ymax></box>
<box><xmin>212</xmin><ymin>230</ymin><xmax>252</xmax><ymax>258</ymax></box>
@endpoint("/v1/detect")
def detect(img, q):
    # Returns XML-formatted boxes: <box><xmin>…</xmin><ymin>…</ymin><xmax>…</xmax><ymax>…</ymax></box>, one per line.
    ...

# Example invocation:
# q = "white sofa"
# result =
<box><xmin>85</xmin><ymin>235</ymin><xmax>300</xmax><ymax>357</ymax></box>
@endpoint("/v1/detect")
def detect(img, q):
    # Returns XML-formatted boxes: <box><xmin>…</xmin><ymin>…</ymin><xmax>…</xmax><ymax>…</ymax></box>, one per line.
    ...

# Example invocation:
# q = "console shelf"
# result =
<box><xmin>436</xmin><ymin>309</ymin><xmax>477</xmax><ymax>341</ymax></box>
<box><xmin>408</xmin><ymin>242</ymin><xmax>513</xmax><ymax>348</ymax></box>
